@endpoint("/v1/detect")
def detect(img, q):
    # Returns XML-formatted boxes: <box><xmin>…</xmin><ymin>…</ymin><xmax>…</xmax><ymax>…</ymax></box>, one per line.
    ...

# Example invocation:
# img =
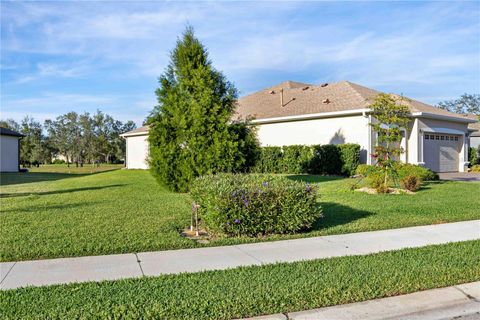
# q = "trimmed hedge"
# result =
<box><xmin>190</xmin><ymin>174</ymin><xmax>322</xmax><ymax>236</ymax></box>
<box><xmin>253</xmin><ymin>144</ymin><xmax>360</xmax><ymax>176</ymax></box>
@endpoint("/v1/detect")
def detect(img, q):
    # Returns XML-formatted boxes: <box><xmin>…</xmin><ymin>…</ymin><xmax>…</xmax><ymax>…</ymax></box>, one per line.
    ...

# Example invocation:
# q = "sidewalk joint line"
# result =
<box><xmin>0</xmin><ymin>262</ymin><xmax>16</xmax><ymax>286</ymax></box>
<box><xmin>233</xmin><ymin>246</ymin><xmax>264</xmax><ymax>265</ymax></box>
<box><xmin>454</xmin><ymin>286</ymin><xmax>480</xmax><ymax>302</ymax></box>
<box><xmin>135</xmin><ymin>253</ymin><xmax>145</xmax><ymax>277</ymax></box>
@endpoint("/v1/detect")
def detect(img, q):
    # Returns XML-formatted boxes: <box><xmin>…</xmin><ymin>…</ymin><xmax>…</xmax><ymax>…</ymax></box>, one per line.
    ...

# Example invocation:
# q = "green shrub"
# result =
<box><xmin>400</xmin><ymin>175</ymin><xmax>422</xmax><ymax>192</ymax></box>
<box><xmin>395</xmin><ymin>163</ymin><xmax>438</xmax><ymax>181</ymax></box>
<box><xmin>253</xmin><ymin>144</ymin><xmax>361</xmax><ymax>176</ymax></box>
<box><xmin>280</xmin><ymin>145</ymin><xmax>314</xmax><ymax>174</ymax></box>
<box><xmin>52</xmin><ymin>159</ymin><xmax>66</xmax><ymax>164</ymax></box>
<box><xmin>253</xmin><ymin>147</ymin><xmax>283</xmax><ymax>173</ymax></box>
<box><xmin>469</xmin><ymin>147</ymin><xmax>479</xmax><ymax>166</ymax></box>
<box><xmin>365</xmin><ymin>173</ymin><xmax>384</xmax><ymax>189</ymax></box>
<box><xmin>338</xmin><ymin>144</ymin><xmax>361</xmax><ymax>176</ymax></box>
<box><xmin>356</xmin><ymin>164</ymin><xmax>379</xmax><ymax>177</ymax></box>
<box><xmin>190</xmin><ymin>174</ymin><xmax>322</xmax><ymax>236</ymax></box>
<box><xmin>357</xmin><ymin>163</ymin><xmax>437</xmax><ymax>182</ymax></box>
<box><xmin>310</xmin><ymin>144</ymin><xmax>342</xmax><ymax>175</ymax></box>
<box><xmin>471</xmin><ymin>165</ymin><xmax>480</xmax><ymax>173</ymax></box>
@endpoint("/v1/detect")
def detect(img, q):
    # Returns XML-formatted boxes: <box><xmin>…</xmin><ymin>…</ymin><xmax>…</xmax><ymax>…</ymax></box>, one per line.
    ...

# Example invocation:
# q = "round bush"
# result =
<box><xmin>190</xmin><ymin>174</ymin><xmax>322</xmax><ymax>237</ymax></box>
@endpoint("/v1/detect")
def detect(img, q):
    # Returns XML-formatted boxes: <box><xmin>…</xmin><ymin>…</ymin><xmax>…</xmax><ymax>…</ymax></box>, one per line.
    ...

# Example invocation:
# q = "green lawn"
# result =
<box><xmin>1</xmin><ymin>169</ymin><xmax>479</xmax><ymax>261</ymax></box>
<box><xmin>1</xmin><ymin>240</ymin><xmax>479</xmax><ymax>319</ymax></box>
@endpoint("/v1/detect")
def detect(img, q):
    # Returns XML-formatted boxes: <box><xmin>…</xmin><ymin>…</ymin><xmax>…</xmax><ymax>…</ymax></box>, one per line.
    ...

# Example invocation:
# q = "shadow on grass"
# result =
<box><xmin>310</xmin><ymin>202</ymin><xmax>373</xmax><ymax>231</ymax></box>
<box><xmin>286</xmin><ymin>174</ymin><xmax>345</xmax><ymax>184</ymax></box>
<box><xmin>0</xmin><ymin>170</ymin><xmax>119</xmax><ymax>186</ymax></box>
<box><xmin>0</xmin><ymin>184</ymin><xmax>125</xmax><ymax>198</ymax></box>
<box><xmin>1</xmin><ymin>201</ymin><xmax>107</xmax><ymax>214</ymax></box>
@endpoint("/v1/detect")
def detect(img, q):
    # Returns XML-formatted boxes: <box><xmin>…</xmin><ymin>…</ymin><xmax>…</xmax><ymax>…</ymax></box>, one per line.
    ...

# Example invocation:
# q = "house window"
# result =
<box><xmin>436</xmin><ymin>135</ymin><xmax>439</xmax><ymax>140</ymax></box>
<box><xmin>430</xmin><ymin>135</ymin><xmax>434</xmax><ymax>139</ymax></box>
<box><xmin>441</xmin><ymin>136</ymin><xmax>444</xmax><ymax>140</ymax></box>
<box><xmin>455</xmin><ymin>136</ymin><xmax>458</xmax><ymax>141</ymax></box>
<box><xmin>425</xmin><ymin>135</ymin><xmax>429</xmax><ymax>140</ymax></box>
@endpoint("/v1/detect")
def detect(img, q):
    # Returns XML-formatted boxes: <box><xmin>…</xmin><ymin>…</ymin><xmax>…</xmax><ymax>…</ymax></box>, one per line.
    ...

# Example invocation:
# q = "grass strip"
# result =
<box><xmin>1</xmin><ymin>240</ymin><xmax>479</xmax><ymax>319</ymax></box>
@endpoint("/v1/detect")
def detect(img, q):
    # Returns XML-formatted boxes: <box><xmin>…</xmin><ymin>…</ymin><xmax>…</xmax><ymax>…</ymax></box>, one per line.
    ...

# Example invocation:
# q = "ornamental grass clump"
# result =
<box><xmin>190</xmin><ymin>174</ymin><xmax>322</xmax><ymax>237</ymax></box>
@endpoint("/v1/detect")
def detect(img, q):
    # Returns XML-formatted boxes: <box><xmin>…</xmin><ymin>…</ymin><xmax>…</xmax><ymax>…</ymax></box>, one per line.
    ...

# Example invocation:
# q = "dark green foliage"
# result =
<box><xmin>148</xmin><ymin>27</ymin><xmax>251</xmax><ymax>192</ymax></box>
<box><xmin>253</xmin><ymin>146</ymin><xmax>283</xmax><ymax>173</ymax></box>
<box><xmin>190</xmin><ymin>174</ymin><xmax>321</xmax><ymax>236</ymax></box>
<box><xmin>228</xmin><ymin>121</ymin><xmax>260</xmax><ymax>172</ymax></box>
<box><xmin>280</xmin><ymin>145</ymin><xmax>313</xmax><ymax>173</ymax></box>
<box><xmin>310</xmin><ymin>144</ymin><xmax>342</xmax><ymax>175</ymax></box>
<box><xmin>52</xmin><ymin>159</ymin><xmax>66</xmax><ymax>164</ymax></box>
<box><xmin>253</xmin><ymin>144</ymin><xmax>360</xmax><ymax>176</ymax></box>
<box><xmin>437</xmin><ymin>93</ymin><xmax>480</xmax><ymax>114</ymax></box>
<box><xmin>469</xmin><ymin>147</ymin><xmax>479</xmax><ymax>166</ymax></box>
<box><xmin>338</xmin><ymin>144</ymin><xmax>361</xmax><ymax>176</ymax></box>
<box><xmin>1</xmin><ymin>241</ymin><xmax>479</xmax><ymax>319</ymax></box>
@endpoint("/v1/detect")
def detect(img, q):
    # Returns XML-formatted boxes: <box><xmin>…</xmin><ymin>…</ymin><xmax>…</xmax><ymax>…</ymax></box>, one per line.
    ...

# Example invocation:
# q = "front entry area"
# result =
<box><xmin>423</xmin><ymin>133</ymin><xmax>461</xmax><ymax>172</ymax></box>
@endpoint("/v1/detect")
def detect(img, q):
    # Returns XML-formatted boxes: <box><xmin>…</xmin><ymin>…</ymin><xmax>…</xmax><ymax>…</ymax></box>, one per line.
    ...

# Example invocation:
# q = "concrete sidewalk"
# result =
<box><xmin>1</xmin><ymin>220</ymin><xmax>479</xmax><ymax>290</ymax></box>
<box><xmin>244</xmin><ymin>282</ymin><xmax>480</xmax><ymax>320</ymax></box>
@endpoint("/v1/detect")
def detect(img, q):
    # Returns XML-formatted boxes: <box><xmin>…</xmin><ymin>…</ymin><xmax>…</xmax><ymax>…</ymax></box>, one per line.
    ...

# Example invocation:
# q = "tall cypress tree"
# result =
<box><xmin>148</xmin><ymin>26</ymin><xmax>242</xmax><ymax>192</ymax></box>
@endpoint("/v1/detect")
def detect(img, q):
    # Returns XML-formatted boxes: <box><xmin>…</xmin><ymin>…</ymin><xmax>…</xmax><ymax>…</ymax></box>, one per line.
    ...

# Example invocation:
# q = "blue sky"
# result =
<box><xmin>1</xmin><ymin>1</ymin><xmax>479</xmax><ymax>126</ymax></box>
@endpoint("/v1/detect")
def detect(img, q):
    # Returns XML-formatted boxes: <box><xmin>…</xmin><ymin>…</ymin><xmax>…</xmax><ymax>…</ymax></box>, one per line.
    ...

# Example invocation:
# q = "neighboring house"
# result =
<box><xmin>120</xmin><ymin>126</ymin><xmax>150</xmax><ymax>169</ymax></box>
<box><xmin>0</xmin><ymin>127</ymin><xmax>24</xmax><ymax>172</ymax></box>
<box><xmin>122</xmin><ymin>80</ymin><xmax>476</xmax><ymax>173</ymax></box>
<box><xmin>466</xmin><ymin>114</ymin><xmax>480</xmax><ymax>149</ymax></box>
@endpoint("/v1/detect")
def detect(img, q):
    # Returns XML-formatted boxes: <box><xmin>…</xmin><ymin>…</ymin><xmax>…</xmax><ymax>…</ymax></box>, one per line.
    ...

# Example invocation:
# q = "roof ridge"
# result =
<box><xmin>338</xmin><ymin>80</ymin><xmax>375</xmax><ymax>107</ymax></box>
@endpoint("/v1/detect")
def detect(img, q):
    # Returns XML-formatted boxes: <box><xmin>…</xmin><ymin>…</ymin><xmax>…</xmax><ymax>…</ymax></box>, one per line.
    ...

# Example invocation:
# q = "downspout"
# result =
<box><xmin>18</xmin><ymin>136</ymin><xmax>23</xmax><ymax>172</ymax></box>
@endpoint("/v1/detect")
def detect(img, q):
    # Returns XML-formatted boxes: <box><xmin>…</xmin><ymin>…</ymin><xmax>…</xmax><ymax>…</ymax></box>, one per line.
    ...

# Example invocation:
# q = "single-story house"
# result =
<box><xmin>467</xmin><ymin>114</ymin><xmax>480</xmax><ymax>149</ymax></box>
<box><xmin>122</xmin><ymin>80</ymin><xmax>477</xmax><ymax>173</ymax></box>
<box><xmin>120</xmin><ymin>126</ymin><xmax>150</xmax><ymax>169</ymax></box>
<box><xmin>0</xmin><ymin>127</ymin><xmax>24</xmax><ymax>172</ymax></box>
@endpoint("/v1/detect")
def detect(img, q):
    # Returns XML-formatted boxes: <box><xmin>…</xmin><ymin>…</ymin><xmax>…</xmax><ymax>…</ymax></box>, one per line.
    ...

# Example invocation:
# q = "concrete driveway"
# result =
<box><xmin>438</xmin><ymin>172</ymin><xmax>480</xmax><ymax>181</ymax></box>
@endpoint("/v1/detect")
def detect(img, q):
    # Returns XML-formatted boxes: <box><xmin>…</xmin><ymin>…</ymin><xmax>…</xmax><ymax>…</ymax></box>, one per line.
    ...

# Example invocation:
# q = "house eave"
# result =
<box><xmin>411</xmin><ymin>112</ymin><xmax>476</xmax><ymax>124</ymax></box>
<box><xmin>250</xmin><ymin>108</ymin><xmax>370</xmax><ymax>124</ymax></box>
<box><xmin>120</xmin><ymin>131</ymin><xmax>149</xmax><ymax>138</ymax></box>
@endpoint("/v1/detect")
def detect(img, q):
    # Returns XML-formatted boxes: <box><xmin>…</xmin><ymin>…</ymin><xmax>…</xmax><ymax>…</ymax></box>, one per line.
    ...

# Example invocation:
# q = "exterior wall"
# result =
<box><xmin>256</xmin><ymin>115</ymin><xmax>370</xmax><ymax>163</ymax></box>
<box><xmin>416</xmin><ymin>118</ymin><xmax>470</xmax><ymax>172</ymax></box>
<box><xmin>0</xmin><ymin>135</ymin><xmax>20</xmax><ymax>172</ymax></box>
<box><xmin>125</xmin><ymin>134</ymin><xmax>149</xmax><ymax>169</ymax></box>
<box><xmin>470</xmin><ymin>136</ymin><xmax>480</xmax><ymax>149</ymax></box>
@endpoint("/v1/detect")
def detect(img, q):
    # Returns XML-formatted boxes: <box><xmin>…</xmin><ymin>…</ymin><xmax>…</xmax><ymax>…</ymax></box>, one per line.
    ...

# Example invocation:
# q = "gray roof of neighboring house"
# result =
<box><xmin>235</xmin><ymin>80</ymin><xmax>474</xmax><ymax>122</ymax></box>
<box><xmin>466</xmin><ymin>114</ymin><xmax>480</xmax><ymax>136</ymax></box>
<box><xmin>0</xmin><ymin>127</ymin><xmax>24</xmax><ymax>137</ymax></box>
<box><xmin>120</xmin><ymin>125</ymin><xmax>149</xmax><ymax>137</ymax></box>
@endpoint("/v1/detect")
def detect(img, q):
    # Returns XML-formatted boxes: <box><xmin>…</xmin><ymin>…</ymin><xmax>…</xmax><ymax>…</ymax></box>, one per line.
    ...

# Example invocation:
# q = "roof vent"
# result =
<box><xmin>322</xmin><ymin>98</ymin><xmax>331</xmax><ymax>104</ymax></box>
<box><xmin>320</xmin><ymin>83</ymin><xmax>328</xmax><ymax>87</ymax></box>
<box><xmin>302</xmin><ymin>86</ymin><xmax>310</xmax><ymax>90</ymax></box>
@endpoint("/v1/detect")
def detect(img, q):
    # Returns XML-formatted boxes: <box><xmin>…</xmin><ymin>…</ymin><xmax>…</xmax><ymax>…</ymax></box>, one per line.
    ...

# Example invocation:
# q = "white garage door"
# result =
<box><xmin>424</xmin><ymin>133</ymin><xmax>460</xmax><ymax>172</ymax></box>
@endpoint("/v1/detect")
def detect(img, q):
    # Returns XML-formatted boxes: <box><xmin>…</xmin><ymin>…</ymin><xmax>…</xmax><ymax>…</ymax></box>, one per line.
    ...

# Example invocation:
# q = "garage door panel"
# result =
<box><xmin>424</xmin><ymin>134</ymin><xmax>460</xmax><ymax>173</ymax></box>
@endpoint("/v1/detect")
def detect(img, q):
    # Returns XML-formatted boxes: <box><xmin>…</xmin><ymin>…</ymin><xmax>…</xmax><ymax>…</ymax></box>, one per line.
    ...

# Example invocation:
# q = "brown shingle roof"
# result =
<box><xmin>235</xmin><ymin>80</ymin><xmax>470</xmax><ymax>122</ymax></box>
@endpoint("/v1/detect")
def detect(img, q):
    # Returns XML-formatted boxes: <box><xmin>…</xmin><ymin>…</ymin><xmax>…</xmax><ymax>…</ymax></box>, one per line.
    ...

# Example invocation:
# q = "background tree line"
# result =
<box><xmin>0</xmin><ymin>111</ymin><xmax>136</xmax><ymax>167</ymax></box>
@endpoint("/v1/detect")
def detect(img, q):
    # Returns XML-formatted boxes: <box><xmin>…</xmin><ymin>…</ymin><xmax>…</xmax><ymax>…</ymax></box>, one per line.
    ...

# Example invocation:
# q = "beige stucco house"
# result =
<box><xmin>120</xmin><ymin>126</ymin><xmax>150</xmax><ymax>169</ymax></box>
<box><xmin>122</xmin><ymin>80</ymin><xmax>477</xmax><ymax>173</ymax></box>
<box><xmin>0</xmin><ymin>127</ymin><xmax>24</xmax><ymax>172</ymax></box>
